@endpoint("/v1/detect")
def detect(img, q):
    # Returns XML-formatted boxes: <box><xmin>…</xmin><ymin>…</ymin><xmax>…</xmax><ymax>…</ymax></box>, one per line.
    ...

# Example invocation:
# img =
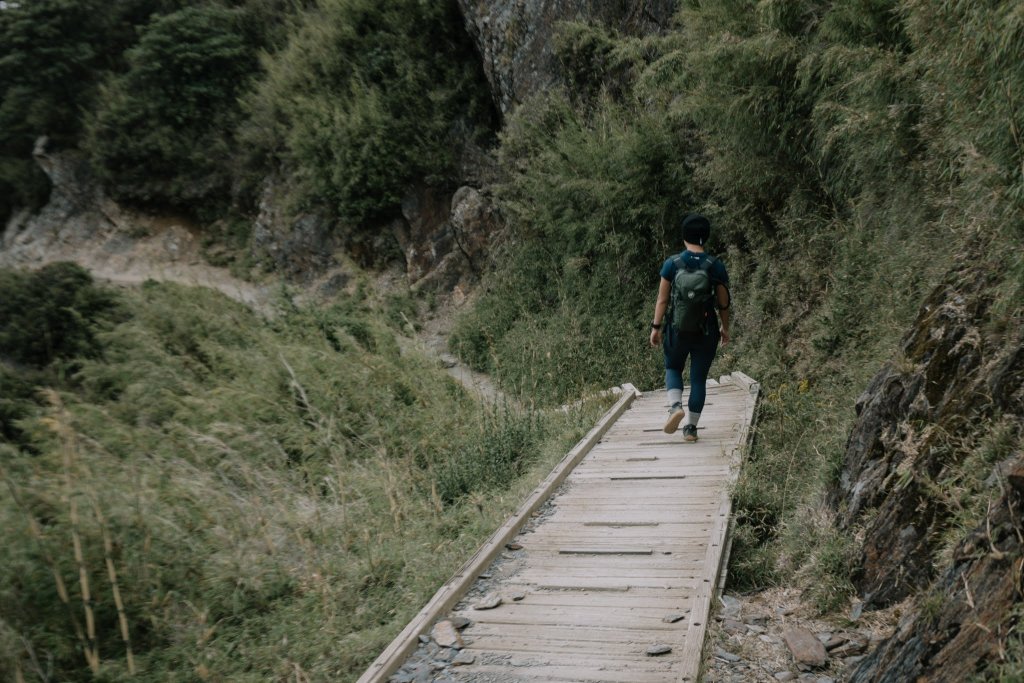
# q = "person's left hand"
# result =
<box><xmin>649</xmin><ymin>328</ymin><xmax>662</xmax><ymax>347</ymax></box>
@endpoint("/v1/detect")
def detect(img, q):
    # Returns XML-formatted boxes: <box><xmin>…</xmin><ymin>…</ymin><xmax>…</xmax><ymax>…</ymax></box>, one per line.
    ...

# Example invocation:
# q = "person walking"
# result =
<box><xmin>648</xmin><ymin>214</ymin><xmax>731</xmax><ymax>441</ymax></box>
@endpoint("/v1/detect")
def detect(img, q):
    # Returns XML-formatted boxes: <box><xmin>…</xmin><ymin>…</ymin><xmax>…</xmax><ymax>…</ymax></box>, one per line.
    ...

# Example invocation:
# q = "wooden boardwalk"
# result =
<box><xmin>360</xmin><ymin>373</ymin><xmax>759</xmax><ymax>683</ymax></box>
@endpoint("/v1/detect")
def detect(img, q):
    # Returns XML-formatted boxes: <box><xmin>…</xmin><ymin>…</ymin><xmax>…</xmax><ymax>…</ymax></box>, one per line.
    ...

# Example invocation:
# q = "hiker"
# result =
<box><xmin>648</xmin><ymin>213</ymin><xmax>731</xmax><ymax>441</ymax></box>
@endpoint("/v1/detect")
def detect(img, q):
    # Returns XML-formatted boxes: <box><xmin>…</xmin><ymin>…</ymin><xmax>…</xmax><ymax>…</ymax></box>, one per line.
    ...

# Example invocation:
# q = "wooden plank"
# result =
<box><xmin>493</xmin><ymin>582</ymin><xmax>697</xmax><ymax>599</ymax></box>
<box><xmin>463</xmin><ymin>635</ymin><xmax>678</xmax><ymax>657</ymax></box>
<box><xmin>526</xmin><ymin>531</ymin><xmax>708</xmax><ymax>540</ymax></box>
<box><xmin>555</xmin><ymin>482</ymin><xmax>725</xmax><ymax>492</ymax></box>
<box><xmin>515</xmin><ymin>561</ymin><xmax>705</xmax><ymax>574</ymax></box>
<box><xmin>462</xmin><ymin>621</ymin><xmax>684</xmax><ymax>640</ymax></box>
<box><xmin>676</xmin><ymin>372</ymin><xmax>760</xmax><ymax>683</ymax></box>
<box><xmin>474</xmin><ymin>591</ymin><xmax>692</xmax><ymax>609</ymax></box>
<box><xmin>583</xmin><ymin>452</ymin><xmax>729</xmax><ymax>462</ymax></box>
<box><xmin>713</xmin><ymin>373</ymin><xmax>761</xmax><ymax>604</ymax></box>
<box><xmin>516</xmin><ymin>566</ymin><xmax>704</xmax><ymax>580</ymax></box>
<box><xmin>730</xmin><ymin>370</ymin><xmax>760</xmax><ymax>393</ymax></box>
<box><xmin>532</xmin><ymin>520</ymin><xmax>712</xmax><ymax>530</ymax></box>
<box><xmin>558</xmin><ymin>547</ymin><xmax>654</xmax><ymax>555</ymax></box>
<box><xmin>511</xmin><ymin>577</ymin><xmax>700</xmax><ymax>590</ymax></box>
<box><xmin>356</xmin><ymin>384</ymin><xmax>639</xmax><ymax>683</ymax></box>
<box><xmin>457</xmin><ymin>662</ymin><xmax>678</xmax><ymax>683</ymax></box>
<box><xmin>456</xmin><ymin>650</ymin><xmax>679</xmax><ymax>673</ymax></box>
<box><xmin>527</xmin><ymin>522</ymin><xmax>707</xmax><ymax>533</ymax></box>
<box><xmin>548</xmin><ymin>501</ymin><xmax>720</xmax><ymax>509</ymax></box>
<box><xmin>526</xmin><ymin>532</ymin><xmax>711</xmax><ymax>543</ymax></box>
<box><xmin>463</xmin><ymin>621</ymin><xmax>684</xmax><ymax>640</ymax></box>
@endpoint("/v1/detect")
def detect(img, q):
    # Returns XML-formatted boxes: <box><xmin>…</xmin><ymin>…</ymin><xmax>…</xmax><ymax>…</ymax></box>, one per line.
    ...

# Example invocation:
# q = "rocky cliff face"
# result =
<box><xmin>849</xmin><ymin>455</ymin><xmax>1024</xmax><ymax>681</ymax></box>
<box><xmin>457</xmin><ymin>0</ymin><xmax>676</xmax><ymax>114</ymax></box>
<box><xmin>832</xmin><ymin>253</ymin><xmax>1023</xmax><ymax>679</ymax></box>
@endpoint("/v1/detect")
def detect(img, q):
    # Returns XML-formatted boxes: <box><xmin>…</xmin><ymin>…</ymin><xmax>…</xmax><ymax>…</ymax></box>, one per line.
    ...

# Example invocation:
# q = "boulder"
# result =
<box><xmin>394</xmin><ymin>184</ymin><xmax>503</xmax><ymax>290</ymax></box>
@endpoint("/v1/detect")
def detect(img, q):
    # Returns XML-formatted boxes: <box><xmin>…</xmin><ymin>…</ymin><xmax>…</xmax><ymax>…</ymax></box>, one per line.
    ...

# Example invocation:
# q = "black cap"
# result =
<box><xmin>681</xmin><ymin>213</ymin><xmax>711</xmax><ymax>246</ymax></box>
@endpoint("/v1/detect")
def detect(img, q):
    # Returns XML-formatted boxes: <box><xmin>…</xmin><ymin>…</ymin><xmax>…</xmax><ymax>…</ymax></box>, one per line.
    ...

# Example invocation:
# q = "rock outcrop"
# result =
<box><xmin>1</xmin><ymin>139</ymin><xmax>273</xmax><ymax>310</ymax></box>
<box><xmin>457</xmin><ymin>0</ymin><xmax>677</xmax><ymax>114</ymax></box>
<box><xmin>848</xmin><ymin>454</ymin><xmax>1024</xmax><ymax>682</ymax></box>
<box><xmin>3</xmin><ymin>137</ymin><xmax>117</xmax><ymax>256</ymax></box>
<box><xmin>833</xmin><ymin>255</ymin><xmax>1023</xmax><ymax>606</ymax></box>
<box><xmin>395</xmin><ymin>184</ymin><xmax>502</xmax><ymax>293</ymax></box>
<box><xmin>831</xmin><ymin>252</ymin><xmax>1024</xmax><ymax>679</ymax></box>
<box><xmin>4</xmin><ymin>140</ymin><xmax>500</xmax><ymax>297</ymax></box>
<box><xmin>250</xmin><ymin>175</ymin><xmax>346</xmax><ymax>281</ymax></box>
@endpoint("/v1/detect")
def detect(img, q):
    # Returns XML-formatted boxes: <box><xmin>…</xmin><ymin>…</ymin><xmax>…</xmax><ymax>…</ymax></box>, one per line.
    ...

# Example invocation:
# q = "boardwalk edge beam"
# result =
<box><xmin>356</xmin><ymin>384</ymin><xmax>639</xmax><ymax>683</ymax></box>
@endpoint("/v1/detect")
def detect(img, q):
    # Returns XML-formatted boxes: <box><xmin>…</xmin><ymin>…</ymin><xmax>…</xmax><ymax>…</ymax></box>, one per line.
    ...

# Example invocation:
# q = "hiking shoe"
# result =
<box><xmin>682</xmin><ymin>424</ymin><xmax>698</xmax><ymax>442</ymax></box>
<box><xmin>664</xmin><ymin>403</ymin><xmax>685</xmax><ymax>434</ymax></box>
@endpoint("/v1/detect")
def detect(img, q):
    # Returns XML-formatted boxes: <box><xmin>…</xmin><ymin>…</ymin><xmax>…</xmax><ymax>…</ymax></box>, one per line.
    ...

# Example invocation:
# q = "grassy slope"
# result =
<box><xmin>0</xmin><ymin>278</ymin><xmax>610</xmax><ymax>681</ymax></box>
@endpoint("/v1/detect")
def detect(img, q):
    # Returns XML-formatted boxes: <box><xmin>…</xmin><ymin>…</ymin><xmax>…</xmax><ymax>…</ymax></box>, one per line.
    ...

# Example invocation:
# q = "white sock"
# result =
<box><xmin>686</xmin><ymin>411</ymin><xmax>701</xmax><ymax>426</ymax></box>
<box><xmin>668</xmin><ymin>389</ymin><xmax>683</xmax><ymax>408</ymax></box>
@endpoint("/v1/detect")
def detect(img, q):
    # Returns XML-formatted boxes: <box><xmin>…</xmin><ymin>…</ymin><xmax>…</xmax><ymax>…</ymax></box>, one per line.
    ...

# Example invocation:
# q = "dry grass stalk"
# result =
<box><xmin>62</xmin><ymin>415</ymin><xmax>139</xmax><ymax>674</ymax></box>
<box><xmin>18</xmin><ymin>633</ymin><xmax>48</xmax><ymax>683</ymax></box>
<box><xmin>430</xmin><ymin>474</ymin><xmax>443</xmax><ymax>517</ymax></box>
<box><xmin>280</xmin><ymin>354</ymin><xmax>321</xmax><ymax>429</ymax></box>
<box><xmin>2</xmin><ymin>466</ymin><xmax>91</xmax><ymax>673</ymax></box>
<box><xmin>91</xmin><ymin>498</ymin><xmax>136</xmax><ymax>674</ymax></box>
<box><xmin>44</xmin><ymin>391</ymin><xmax>101</xmax><ymax>675</ymax></box>
<box><xmin>379</xmin><ymin>453</ymin><xmax>403</xmax><ymax>530</ymax></box>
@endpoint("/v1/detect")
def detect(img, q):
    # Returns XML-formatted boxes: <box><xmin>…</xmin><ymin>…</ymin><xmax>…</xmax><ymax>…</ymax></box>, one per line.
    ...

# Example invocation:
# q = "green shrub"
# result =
<box><xmin>0</xmin><ymin>0</ymin><xmax>108</xmax><ymax>222</ymax></box>
<box><xmin>242</xmin><ymin>0</ymin><xmax>495</xmax><ymax>224</ymax></box>
<box><xmin>433</xmin><ymin>406</ymin><xmax>546</xmax><ymax>505</ymax></box>
<box><xmin>85</xmin><ymin>5</ymin><xmax>257</xmax><ymax>214</ymax></box>
<box><xmin>0</xmin><ymin>263</ymin><xmax>120</xmax><ymax>367</ymax></box>
<box><xmin>0</xmin><ymin>0</ymin><xmax>203</xmax><ymax>223</ymax></box>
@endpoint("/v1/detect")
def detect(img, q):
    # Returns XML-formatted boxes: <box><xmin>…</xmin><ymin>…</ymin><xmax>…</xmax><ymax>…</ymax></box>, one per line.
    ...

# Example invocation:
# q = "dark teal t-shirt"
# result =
<box><xmin>660</xmin><ymin>250</ymin><xmax>730</xmax><ymax>324</ymax></box>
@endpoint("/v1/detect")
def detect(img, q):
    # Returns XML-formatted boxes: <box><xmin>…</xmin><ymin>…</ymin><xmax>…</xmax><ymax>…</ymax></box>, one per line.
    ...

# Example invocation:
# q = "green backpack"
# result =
<box><xmin>669</xmin><ymin>254</ymin><xmax>717</xmax><ymax>334</ymax></box>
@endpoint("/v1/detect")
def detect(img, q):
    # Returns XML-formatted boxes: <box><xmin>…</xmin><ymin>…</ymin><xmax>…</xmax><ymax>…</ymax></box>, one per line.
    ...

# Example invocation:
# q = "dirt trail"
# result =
<box><xmin>402</xmin><ymin>302</ymin><xmax>509</xmax><ymax>405</ymax></box>
<box><xmin>2</xmin><ymin>216</ymin><xmax>274</xmax><ymax>307</ymax></box>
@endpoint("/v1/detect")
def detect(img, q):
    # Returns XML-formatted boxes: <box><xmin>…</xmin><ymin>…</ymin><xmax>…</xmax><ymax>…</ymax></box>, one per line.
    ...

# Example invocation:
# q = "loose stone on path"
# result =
<box><xmin>782</xmin><ymin>626</ymin><xmax>829</xmax><ymax>667</ymax></box>
<box><xmin>430</xmin><ymin>620</ymin><xmax>464</xmax><ymax>649</ymax></box>
<box><xmin>472</xmin><ymin>594</ymin><xmax>502</xmax><ymax>610</ymax></box>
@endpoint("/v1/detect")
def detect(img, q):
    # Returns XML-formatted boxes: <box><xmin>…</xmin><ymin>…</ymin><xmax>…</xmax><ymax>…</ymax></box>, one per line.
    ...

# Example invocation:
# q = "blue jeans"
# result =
<box><xmin>663</xmin><ymin>328</ymin><xmax>720</xmax><ymax>413</ymax></box>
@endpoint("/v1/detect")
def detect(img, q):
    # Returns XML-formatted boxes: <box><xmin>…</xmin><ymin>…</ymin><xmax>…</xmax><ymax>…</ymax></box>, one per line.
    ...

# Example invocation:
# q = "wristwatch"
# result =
<box><xmin>651</xmin><ymin>322</ymin><xmax>662</xmax><ymax>330</ymax></box>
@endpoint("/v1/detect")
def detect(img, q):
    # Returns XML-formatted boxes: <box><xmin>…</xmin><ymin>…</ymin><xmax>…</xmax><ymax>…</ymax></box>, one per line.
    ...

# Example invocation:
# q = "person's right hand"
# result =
<box><xmin>720</xmin><ymin>328</ymin><xmax>731</xmax><ymax>346</ymax></box>
<box><xmin>649</xmin><ymin>328</ymin><xmax>662</xmax><ymax>348</ymax></box>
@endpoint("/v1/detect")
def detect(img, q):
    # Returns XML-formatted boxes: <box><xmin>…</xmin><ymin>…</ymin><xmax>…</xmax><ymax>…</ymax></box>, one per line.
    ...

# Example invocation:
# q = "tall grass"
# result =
<box><xmin>0</xmin><ymin>280</ymin><xmax>609</xmax><ymax>681</ymax></box>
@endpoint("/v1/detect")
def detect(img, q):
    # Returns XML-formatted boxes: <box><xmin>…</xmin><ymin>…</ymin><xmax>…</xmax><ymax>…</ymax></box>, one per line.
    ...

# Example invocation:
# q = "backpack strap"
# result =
<box><xmin>702</xmin><ymin>255</ymin><xmax>731</xmax><ymax>310</ymax></box>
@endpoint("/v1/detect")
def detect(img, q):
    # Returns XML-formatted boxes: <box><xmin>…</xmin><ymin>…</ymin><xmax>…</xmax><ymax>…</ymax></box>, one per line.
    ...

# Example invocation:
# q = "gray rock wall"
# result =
<box><xmin>457</xmin><ymin>0</ymin><xmax>676</xmax><ymax>114</ymax></box>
